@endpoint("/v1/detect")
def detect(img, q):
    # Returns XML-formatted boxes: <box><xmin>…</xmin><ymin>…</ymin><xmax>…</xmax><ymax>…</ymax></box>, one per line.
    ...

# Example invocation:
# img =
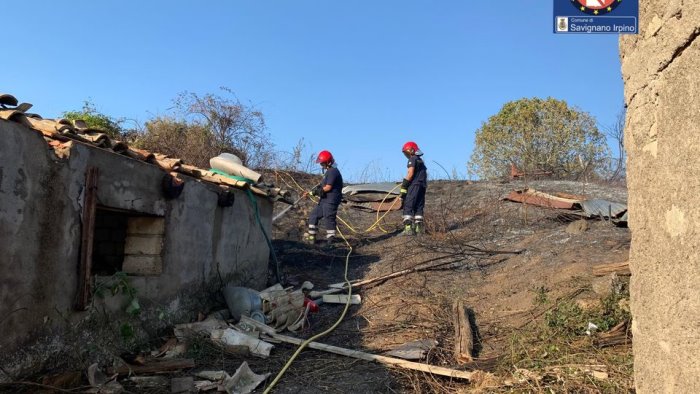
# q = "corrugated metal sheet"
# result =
<box><xmin>342</xmin><ymin>182</ymin><xmax>400</xmax><ymax>196</ymax></box>
<box><xmin>504</xmin><ymin>188</ymin><xmax>580</xmax><ymax>210</ymax></box>
<box><xmin>580</xmin><ymin>199</ymin><xmax>627</xmax><ymax>219</ymax></box>
<box><xmin>347</xmin><ymin>200</ymin><xmax>401</xmax><ymax>212</ymax></box>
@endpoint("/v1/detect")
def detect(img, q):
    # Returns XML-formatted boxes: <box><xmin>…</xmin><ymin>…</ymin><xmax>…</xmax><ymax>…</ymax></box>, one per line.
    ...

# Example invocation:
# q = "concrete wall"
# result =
<box><xmin>0</xmin><ymin>119</ymin><xmax>272</xmax><ymax>377</ymax></box>
<box><xmin>620</xmin><ymin>2</ymin><xmax>700</xmax><ymax>392</ymax></box>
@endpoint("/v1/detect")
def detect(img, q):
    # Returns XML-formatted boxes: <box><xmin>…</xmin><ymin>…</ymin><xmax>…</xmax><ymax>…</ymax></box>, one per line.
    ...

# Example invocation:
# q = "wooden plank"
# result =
<box><xmin>270</xmin><ymin>333</ymin><xmax>474</xmax><ymax>380</ymax></box>
<box><xmin>109</xmin><ymin>359</ymin><xmax>195</xmax><ymax>375</ymax></box>
<box><xmin>452</xmin><ymin>301</ymin><xmax>474</xmax><ymax>364</ymax></box>
<box><xmin>76</xmin><ymin>167</ymin><xmax>99</xmax><ymax>310</ymax></box>
<box><xmin>322</xmin><ymin>294</ymin><xmax>362</xmax><ymax>305</ymax></box>
<box><xmin>503</xmin><ymin>189</ymin><xmax>578</xmax><ymax>209</ymax></box>
<box><xmin>592</xmin><ymin>261</ymin><xmax>631</xmax><ymax>277</ymax></box>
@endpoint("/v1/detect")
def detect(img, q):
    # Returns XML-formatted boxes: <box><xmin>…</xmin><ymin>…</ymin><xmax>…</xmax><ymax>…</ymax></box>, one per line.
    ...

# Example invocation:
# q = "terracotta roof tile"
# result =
<box><xmin>0</xmin><ymin>94</ymin><xmax>293</xmax><ymax>200</ymax></box>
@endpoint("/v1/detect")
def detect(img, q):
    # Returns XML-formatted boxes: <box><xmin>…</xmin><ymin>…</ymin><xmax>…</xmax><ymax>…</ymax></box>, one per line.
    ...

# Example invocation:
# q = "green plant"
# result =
<box><xmin>94</xmin><ymin>271</ymin><xmax>141</xmax><ymax>316</ymax></box>
<box><xmin>545</xmin><ymin>301</ymin><xmax>586</xmax><ymax>335</ymax></box>
<box><xmin>545</xmin><ymin>290</ymin><xmax>631</xmax><ymax>336</ymax></box>
<box><xmin>63</xmin><ymin>100</ymin><xmax>124</xmax><ymax>139</ymax></box>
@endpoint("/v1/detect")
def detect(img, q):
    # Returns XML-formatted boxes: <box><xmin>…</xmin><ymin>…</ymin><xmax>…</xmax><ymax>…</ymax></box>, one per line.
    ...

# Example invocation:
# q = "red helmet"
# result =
<box><xmin>316</xmin><ymin>150</ymin><xmax>334</xmax><ymax>165</ymax></box>
<box><xmin>402</xmin><ymin>141</ymin><xmax>419</xmax><ymax>154</ymax></box>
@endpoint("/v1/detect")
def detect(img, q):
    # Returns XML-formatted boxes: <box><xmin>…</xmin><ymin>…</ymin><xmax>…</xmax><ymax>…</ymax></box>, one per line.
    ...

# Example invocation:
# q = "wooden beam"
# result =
<box><xmin>269</xmin><ymin>333</ymin><xmax>474</xmax><ymax>380</ymax></box>
<box><xmin>592</xmin><ymin>261</ymin><xmax>630</xmax><ymax>277</ymax></box>
<box><xmin>453</xmin><ymin>301</ymin><xmax>474</xmax><ymax>364</ymax></box>
<box><xmin>76</xmin><ymin>167</ymin><xmax>98</xmax><ymax>310</ymax></box>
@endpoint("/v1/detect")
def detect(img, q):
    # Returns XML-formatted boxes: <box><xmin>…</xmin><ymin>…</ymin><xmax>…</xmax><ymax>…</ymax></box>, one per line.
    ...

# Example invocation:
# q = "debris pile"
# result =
<box><xmin>503</xmin><ymin>187</ymin><xmax>628</xmax><ymax>225</ymax></box>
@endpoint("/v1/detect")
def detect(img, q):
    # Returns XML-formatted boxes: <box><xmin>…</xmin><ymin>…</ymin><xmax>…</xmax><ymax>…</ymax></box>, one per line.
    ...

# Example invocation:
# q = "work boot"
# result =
<box><xmin>401</xmin><ymin>223</ymin><xmax>415</xmax><ymax>236</ymax></box>
<box><xmin>303</xmin><ymin>233</ymin><xmax>316</xmax><ymax>245</ymax></box>
<box><xmin>414</xmin><ymin>222</ymin><xmax>424</xmax><ymax>236</ymax></box>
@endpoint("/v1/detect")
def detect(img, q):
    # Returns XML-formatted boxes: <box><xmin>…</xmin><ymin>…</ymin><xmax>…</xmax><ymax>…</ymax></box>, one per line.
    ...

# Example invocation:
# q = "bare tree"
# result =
<box><xmin>604</xmin><ymin>107</ymin><xmax>626</xmax><ymax>181</ymax></box>
<box><xmin>172</xmin><ymin>87</ymin><xmax>273</xmax><ymax>168</ymax></box>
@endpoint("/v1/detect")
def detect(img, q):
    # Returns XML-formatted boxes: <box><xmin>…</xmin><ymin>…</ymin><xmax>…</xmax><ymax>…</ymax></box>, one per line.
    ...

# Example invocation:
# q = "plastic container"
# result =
<box><xmin>210</xmin><ymin>154</ymin><xmax>263</xmax><ymax>183</ymax></box>
<box><xmin>222</xmin><ymin>285</ymin><xmax>263</xmax><ymax>322</ymax></box>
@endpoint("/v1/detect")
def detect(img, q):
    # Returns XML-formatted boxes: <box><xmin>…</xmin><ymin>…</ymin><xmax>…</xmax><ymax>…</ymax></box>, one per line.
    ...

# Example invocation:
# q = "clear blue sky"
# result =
<box><xmin>4</xmin><ymin>1</ymin><xmax>623</xmax><ymax>182</ymax></box>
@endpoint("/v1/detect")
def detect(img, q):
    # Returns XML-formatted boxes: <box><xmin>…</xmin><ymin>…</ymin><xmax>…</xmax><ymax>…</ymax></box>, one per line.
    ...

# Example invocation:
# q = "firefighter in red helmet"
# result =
<box><xmin>304</xmin><ymin>150</ymin><xmax>344</xmax><ymax>246</ymax></box>
<box><xmin>399</xmin><ymin>141</ymin><xmax>428</xmax><ymax>235</ymax></box>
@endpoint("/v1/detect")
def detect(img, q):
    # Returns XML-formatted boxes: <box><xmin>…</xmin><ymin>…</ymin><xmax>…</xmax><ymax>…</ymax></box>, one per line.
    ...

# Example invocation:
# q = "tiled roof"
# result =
<box><xmin>0</xmin><ymin>93</ymin><xmax>289</xmax><ymax>200</ymax></box>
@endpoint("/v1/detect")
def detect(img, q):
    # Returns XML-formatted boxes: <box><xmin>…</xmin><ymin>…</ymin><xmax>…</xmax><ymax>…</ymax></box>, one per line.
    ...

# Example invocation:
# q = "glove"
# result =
<box><xmin>400</xmin><ymin>179</ymin><xmax>410</xmax><ymax>199</ymax></box>
<box><xmin>311</xmin><ymin>185</ymin><xmax>326</xmax><ymax>198</ymax></box>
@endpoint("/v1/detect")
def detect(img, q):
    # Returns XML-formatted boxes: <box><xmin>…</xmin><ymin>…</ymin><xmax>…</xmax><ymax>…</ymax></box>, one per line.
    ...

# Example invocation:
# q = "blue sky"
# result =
<box><xmin>4</xmin><ymin>1</ymin><xmax>623</xmax><ymax>181</ymax></box>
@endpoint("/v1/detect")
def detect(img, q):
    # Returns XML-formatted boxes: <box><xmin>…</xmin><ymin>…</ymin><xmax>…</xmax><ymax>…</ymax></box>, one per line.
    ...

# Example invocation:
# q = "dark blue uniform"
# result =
<box><xmin>403</xmin><ymin>155</ymin><xmax>427</xmax><ymax>222</ymax></box>
<box><xmin>308</xmin><ymin>167</ymin><xmax>343</xmax><ymax>237</ymax></box>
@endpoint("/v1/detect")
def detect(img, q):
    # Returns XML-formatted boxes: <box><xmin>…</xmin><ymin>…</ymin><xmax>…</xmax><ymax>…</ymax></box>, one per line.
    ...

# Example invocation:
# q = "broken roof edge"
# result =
<box><xmin>0</xmin><ymin>98</ymin><xmax>279</xmax><ymax>199</ymax></box>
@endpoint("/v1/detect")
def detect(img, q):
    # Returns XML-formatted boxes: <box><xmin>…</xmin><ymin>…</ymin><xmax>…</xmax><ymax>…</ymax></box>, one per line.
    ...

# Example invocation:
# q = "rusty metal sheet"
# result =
<box><xmin>504</xmin><ymin>189</ymin><xmax>579</xmax><ymax>210</ymax></box>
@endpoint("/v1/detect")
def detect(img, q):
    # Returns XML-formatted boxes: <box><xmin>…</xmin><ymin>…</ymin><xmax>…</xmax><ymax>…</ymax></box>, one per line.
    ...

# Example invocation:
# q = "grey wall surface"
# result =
<box><xmin>0</xmin><ymin>119</ymin><xmax>271</xmax><ymax>375</ymax></box>
<box><xmin>620</xmin><ymin>2</ymin><xmax>700</xmax><ymax>392</ymax></box>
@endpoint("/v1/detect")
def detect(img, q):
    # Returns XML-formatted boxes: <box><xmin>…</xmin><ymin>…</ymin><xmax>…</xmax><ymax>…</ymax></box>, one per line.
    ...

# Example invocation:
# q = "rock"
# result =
<box><xmin>565</xmin><ymin>220</ymin><xmax>588</xmax><ymax>234</ymax></box>
<box><xmin>591</xmin><ymin>275</ymin><xmax>614</xmax><ymax>297</ymax></box>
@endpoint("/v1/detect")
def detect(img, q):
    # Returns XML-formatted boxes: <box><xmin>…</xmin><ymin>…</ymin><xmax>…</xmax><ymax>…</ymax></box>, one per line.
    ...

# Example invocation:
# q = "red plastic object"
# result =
<box><xmin>304</xmin><ymin>298</ymin><xmax>319</xmax><ymax>313</ymax></box>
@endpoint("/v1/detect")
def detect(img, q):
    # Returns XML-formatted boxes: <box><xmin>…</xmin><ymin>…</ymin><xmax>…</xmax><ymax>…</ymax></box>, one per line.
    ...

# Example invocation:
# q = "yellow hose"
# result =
<box><xmin>264</xmin><ymin>172</ymin><xmax>402</xmax><ymax>392</ymax></box>
<box><xmin>263</xmin><ymin>226</ymin><xmax>354</xmax><ymax>393</ymax></box>
<box><xmin>274</xmin><ymin>170</ymin><xmax>400</xmax><ymax>235</ymax></box>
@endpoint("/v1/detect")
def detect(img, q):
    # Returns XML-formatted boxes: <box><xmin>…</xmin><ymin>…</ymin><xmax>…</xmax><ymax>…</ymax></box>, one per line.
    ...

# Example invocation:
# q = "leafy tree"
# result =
<box><xmin>62</xmin><ymin>101</ymin><xmax>124</xmax><ymax>139</ymax></box>
<box><xmin>469</xmin><ymin>97</ymin><xmax>608</xmax><ymax>180</ymax></box>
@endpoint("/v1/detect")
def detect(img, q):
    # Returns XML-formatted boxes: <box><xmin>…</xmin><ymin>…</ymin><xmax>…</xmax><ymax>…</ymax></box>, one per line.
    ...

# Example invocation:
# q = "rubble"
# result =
<box><xmin>210</xmin><ymin>328</ymin><xmax>274</xmax><ymax>358</ymax></box>
<box><xmin>385</xmin><ymin>339</ymin><xmax>438</xmax><ymax>360</ymax></box>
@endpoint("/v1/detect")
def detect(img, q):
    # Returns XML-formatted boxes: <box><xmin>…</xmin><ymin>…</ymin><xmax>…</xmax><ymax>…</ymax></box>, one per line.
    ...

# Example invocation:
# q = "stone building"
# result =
<box><xmin>0</xmin><ymin>95</ymin><xmax>281</xmax><ymax>378</ymax></box>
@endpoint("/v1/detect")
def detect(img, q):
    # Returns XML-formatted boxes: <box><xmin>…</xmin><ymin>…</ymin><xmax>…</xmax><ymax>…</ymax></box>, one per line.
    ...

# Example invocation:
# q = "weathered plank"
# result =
<box><xmin>76</xmin><ymin>167</ymin><xmax>99</xmax><ymax>311</ymax></box>
<box><xmin>270</xmin><ymin>333</ymin><xmax>474</xmax><ymax>380</ymax></box>
<box><xmin>453</xmin><ymin>301</ymin><xmax>474</xmax><ymax>364</ymax></box>
<box><xmin>592</xmin><ymin>261</ymin><xmax>631</xmax><ymax>276</ymax></box>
